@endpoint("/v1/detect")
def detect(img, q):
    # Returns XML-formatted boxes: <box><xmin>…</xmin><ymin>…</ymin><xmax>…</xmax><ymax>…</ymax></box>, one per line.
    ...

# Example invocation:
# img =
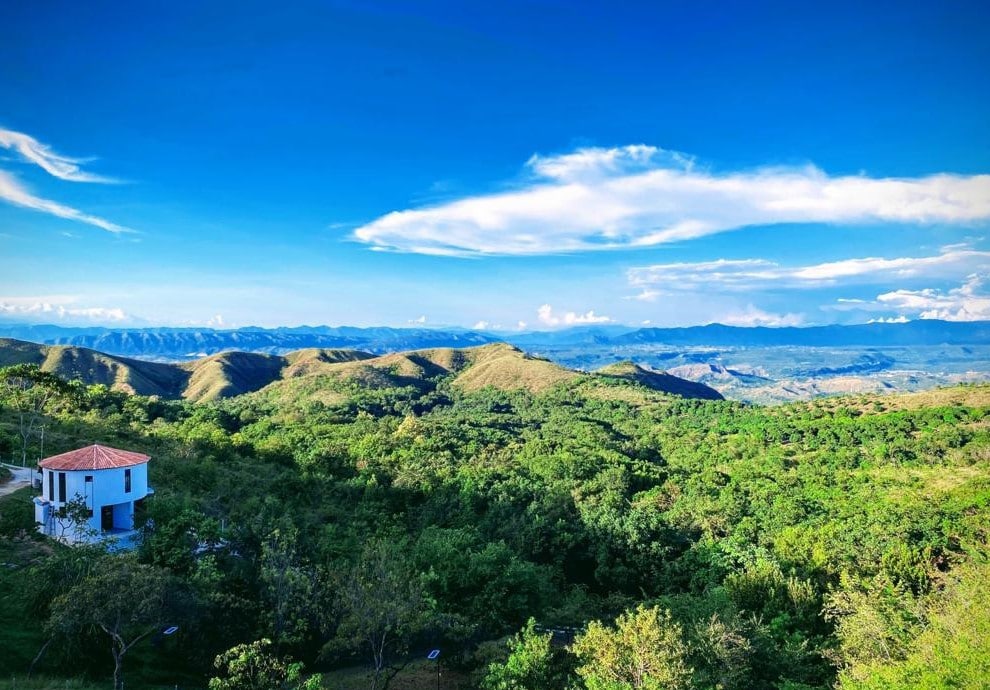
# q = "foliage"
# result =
<box><xmin>481</xmin><ymin>618</ymin><xmax>574</xmax><ymax>690</ymax></box>
<box><xmin>0</xmin><ymin>364</ymin><xmax>72</xmax><ymax>465</ymax></box>
<box><xmin>330</xmin><ymin>539</ymin><xmax>437</xmax><ymax>690</ymax></box>
<box><xmin>45</xmin><ymin>554</ymin><xmax>189</xmax><ymax>690</ymax></box>
<box><xmin>1</xmin><ymin>363</ymin><xmax>989</xmax><ymax>689</ymax></box>
<box><xmin>209</xmin><ymin>638</ymin><xmax>320</xmax><ymax>690</ymax></box>
<box><xmin>571</xmin><ymin>605</ymin><xmax>693</xmax><ymax>690</ymax></box>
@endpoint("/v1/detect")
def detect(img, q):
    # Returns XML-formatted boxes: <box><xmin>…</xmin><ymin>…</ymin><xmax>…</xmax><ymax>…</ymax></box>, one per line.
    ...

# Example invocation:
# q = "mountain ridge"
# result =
<box><xmin>0</xmin><ymin>319</ymin><xmax>987</xmax><ymax>361</ymax></box>
<box><xmin>0</xmin><ymin>338</ymin><xmax>722</xmax><ymax>403</ymax></box>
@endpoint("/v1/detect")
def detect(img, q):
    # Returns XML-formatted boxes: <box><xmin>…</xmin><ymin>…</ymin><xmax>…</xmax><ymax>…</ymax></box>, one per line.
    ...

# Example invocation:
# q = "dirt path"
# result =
<box><xmin>0</xmin><ymin>480</ymin><xmax>30</xmax><ymax>498</ymax></box>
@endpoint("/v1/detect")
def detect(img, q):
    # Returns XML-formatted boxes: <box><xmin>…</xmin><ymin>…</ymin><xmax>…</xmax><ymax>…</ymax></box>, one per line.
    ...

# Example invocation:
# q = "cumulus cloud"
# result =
<box><xmin>714</xmin><ymin>306</ymin><xmax>804</xmax><ymax>327</ymax></box>
<box><xmin>537</xmin><ymin>304</ymin><xmax>611</xmax><ymax>327</ymax></box>
<box><xmin>0</xmin><ymin>127</ymin><xmax>130</xmax><ymax>233</ymax></box>
<box><xmin>353</xmin><ymin>145</ymin><xmax>990</xmax><ymax>256</ymax></box>
<box><xmin>472</xmin><ymin>320</ymin><xmax>490</xmax><ymax>330</ymax></box>
<box><xmin>874</xmin><ymin>275</ymin><xmax>990</xmax><ymax>321</ymax></box>
<box><xmin>0</xmin><ymin>295</ymin><xmax>129</xmax><ymax>322</ymax></box>
<box><xmin>627</xmin><ymin>246</ymin><xmax>990</xmax><ymax>291</ymax></box>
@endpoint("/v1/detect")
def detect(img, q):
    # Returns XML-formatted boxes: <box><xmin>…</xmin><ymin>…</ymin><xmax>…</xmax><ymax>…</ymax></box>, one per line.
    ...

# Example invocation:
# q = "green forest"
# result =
<box><xmin>1</xmin><ymin>359</ymin><xmax>988</xmax><ymax>690</ymax></box>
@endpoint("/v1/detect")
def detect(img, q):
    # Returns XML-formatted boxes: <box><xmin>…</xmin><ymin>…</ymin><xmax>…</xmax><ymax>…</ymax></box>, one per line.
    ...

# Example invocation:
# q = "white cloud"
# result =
<box><xmin>516</xmin><ymin>321</ymin><xmax>527</xmax><ymax>330</ymax></box>
<box><xmin>353</xmin><ymin>145</ymin><xmax>990</xmax><ymax>256</ymax></box>
<box><xmin>628</xmin><ymin>246</ymin><xmax>990</xmax><ymax>291</ymax></box>
<box><xmin>207</xmin><ymin>314</ymin><xmax>225</xmax><ymax>327</ymax></box>
<box><xmin>0</xmin><ymin>128</ymin><xmax>117</xmax><ymax>183</ymax></box>
<box><xmin>472</xmin><ymin>320</ymin><xmax>490</xmax><ymax>329</ymax></box>
<box><xmin>0</xmin><ymin>128</ymin><xmax>129</xmax><ymax>234</ymax></box>
<box><xmin>0</xmin><ymin>295</ymin><xmax>129</xmax><ymax>322</ymax></box>
<box><xmin>0</xmin><ymin>170</ymin><xmax>131</xmax><ymax>234</ymax></box>
<box><xmin>409</xmin><ymin>315</ymin><xmax>427</xmax><ymax>324</ymax></box>
<box><xmin>537</xmin><ymin>304</ymin><xmax>611</xmax><ymax>327</ymax></box>
<box><xmin>627</xmin><ymin>288</ymin><xmax>663</xmax><ymax>301</ymax></box>
<box><xmin>714</xmin><ymin>305</ymin><xmax>804</xmax><ymax>327</ymax></box>
<box><xmin>868</xmin><ymin>315</ymin><xmax>910</xmax><ymax>323</ymax></box>
<box><xmin>875</xmin><ymin>275</ymin><xmax>990</xmax><ymax>321</ymax></box>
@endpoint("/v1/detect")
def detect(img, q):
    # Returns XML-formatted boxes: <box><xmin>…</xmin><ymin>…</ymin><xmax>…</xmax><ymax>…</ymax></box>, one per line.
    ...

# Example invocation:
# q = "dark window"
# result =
<box><xmin>58</xmin><ymin>473</ymin><xmax>66</xmax><ymax>503</ymax></box>
<box><xmin>124</xmin><ymin>468</ymin><xmax>131</xmax><ymax>493</ymax></box>
<box><xmin>85</xmin><ymin>476</ymin><xmax>94</xmax><ymax>516</ymax></box>
<box><xmin>47</xmin><ymin>471</ymin><xmax>53</xmax><ymax>501</ymax></box>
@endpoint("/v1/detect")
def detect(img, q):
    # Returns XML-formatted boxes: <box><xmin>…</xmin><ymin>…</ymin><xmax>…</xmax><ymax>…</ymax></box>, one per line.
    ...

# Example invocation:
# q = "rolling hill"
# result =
<box><xmin>595</xmin><ymin>361</ymin><xmax>725</xmax><ymax>400</ymax></box>
<box><xmin>0</xmin><ymin>339</ymin><xmax>721</xmax><ymax>402</ymax></box>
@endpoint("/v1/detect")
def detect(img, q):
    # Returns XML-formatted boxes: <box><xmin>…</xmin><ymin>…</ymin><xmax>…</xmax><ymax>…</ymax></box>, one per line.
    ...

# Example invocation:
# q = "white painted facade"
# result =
<box><xmin>33</xmin><ymin>460</ymin><xmax>152</xmax><ymax>544</ymax></box>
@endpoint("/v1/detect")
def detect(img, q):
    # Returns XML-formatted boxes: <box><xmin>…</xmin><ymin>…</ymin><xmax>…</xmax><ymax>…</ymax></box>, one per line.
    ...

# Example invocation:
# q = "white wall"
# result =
<box><xmin>38</xmin><ymin>462</ymin><xmax>150</xmax><ymax>538</ymax></box>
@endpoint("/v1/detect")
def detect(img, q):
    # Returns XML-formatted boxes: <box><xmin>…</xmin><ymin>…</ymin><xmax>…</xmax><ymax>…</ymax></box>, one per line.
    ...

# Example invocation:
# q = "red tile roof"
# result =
<box><xmin>39</xmin><ymin>444</ymin><xmax>150</xmax><ymax>471</ymax></box>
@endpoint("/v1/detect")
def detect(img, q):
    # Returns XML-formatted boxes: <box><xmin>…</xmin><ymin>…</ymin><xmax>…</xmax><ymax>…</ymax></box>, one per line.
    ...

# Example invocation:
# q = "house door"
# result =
<box><xmin>101</xmin><ymin>505</ymin><xmax>114</xmax><ymax>531</ymax></box>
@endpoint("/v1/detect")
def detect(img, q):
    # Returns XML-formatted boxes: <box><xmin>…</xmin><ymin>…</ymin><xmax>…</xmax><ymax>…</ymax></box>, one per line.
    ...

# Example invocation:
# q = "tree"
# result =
<box><xmin>50</xmin><ymin>494</ymin><xmax>98</xmax><ymax>542</ymax></box>
<box><xmin>332</xmin><ymin>539</ymin><xmax>434</xmax><ymax>690</ymax></box>
<box><xmin>482</xmin><ymin>618</ymin><xmax>574</xmax><ymax>690</ymax></box>
<box><xmin>571</xmin><ymin>605</ymin><xmax>693</xmax><ymax>690</ymax></box>
<box><xmin>0</xmin><ymin>364</ymin><xmax>70</xmax><ymax>465</ymax></box>
<box><xmin>209</xmin><ymin>638</ymin><xmax>321</xmax><ymax>690</ymax></box>
<box><xmin>260</xmin><ymin>525</ymin><xmax>316</xmax><ymax>648</ymax></box>
<box><xmin>45</xmin><ymin>555</ymin><xmax>187</xmax><ymax>690</ymax></box>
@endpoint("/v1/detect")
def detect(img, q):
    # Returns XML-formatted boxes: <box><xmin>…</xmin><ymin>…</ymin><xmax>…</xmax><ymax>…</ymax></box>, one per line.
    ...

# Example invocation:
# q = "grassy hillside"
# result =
<box><xmin>596</xmin><ymin>361</ymin><xmax>724</xmax><ymax>400</ymax></box>
<box><xmin>0</xmin><ymin>338</ymin><xmax>723</xmax><ymax>403</ymax></box>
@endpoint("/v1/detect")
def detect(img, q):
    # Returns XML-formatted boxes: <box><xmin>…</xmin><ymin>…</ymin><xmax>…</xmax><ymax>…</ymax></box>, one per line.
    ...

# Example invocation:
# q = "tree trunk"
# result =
<box><xmin>113</xmin><ymin>649</ymin><xmax>124</xmax><ymax>690</ymax></box>
<box><xmin>27</xmin><ymin>638</ymin><xmax>52</xmax><ymax>678</ymax></box>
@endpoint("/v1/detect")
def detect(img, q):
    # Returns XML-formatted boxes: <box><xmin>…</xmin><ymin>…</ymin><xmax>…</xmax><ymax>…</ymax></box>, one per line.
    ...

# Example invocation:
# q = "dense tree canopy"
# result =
<box><xmin>1</xmin><ymin>371</ymin><xmax>988</xmax><ymax>688</ymax></box>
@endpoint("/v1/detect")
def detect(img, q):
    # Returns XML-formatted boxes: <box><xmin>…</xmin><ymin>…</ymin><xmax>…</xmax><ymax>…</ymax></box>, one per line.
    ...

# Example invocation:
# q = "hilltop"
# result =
<box><xmin>0</xmin><ymin>339</ymin><xmax>721</xmax><ymax>402</ymax></box>
<box><xmin>596</xmin><ymin>361</ymin><xmax>724</xmax><ymax>400</ymax></box>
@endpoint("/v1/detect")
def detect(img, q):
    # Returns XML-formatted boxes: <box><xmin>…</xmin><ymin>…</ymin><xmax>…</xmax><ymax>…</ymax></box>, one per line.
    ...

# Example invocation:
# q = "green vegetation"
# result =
<box><xmin>0</xmin><ymin>339</ymin><xmax>721</xmax><ymax>403</ymax></box>
<box><xmin>1</xmin><ymin>358</ymin><xmax>988</xmax><ymax>689</ymax></box>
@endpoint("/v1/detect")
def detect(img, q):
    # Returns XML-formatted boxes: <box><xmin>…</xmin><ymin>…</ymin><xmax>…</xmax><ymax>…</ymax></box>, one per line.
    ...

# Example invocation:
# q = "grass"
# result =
<box><xmin>0</xmin><ymin>537</ymin><xmax>51</xmax><ymax>677</ymax></box>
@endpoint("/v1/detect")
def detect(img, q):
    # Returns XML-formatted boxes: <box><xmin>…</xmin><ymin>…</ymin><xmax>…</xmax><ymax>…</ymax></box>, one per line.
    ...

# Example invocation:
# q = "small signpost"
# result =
<box><xmin>427</xmin><ymin>649</ymin><xmax>441</xmax><ymax>689</ymax></box>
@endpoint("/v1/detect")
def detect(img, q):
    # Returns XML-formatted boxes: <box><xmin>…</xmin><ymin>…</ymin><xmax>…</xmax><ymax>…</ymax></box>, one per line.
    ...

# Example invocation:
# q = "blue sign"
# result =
<box><xmin>163</xmin><ymin>626</ymin><xmax>179</xmax><ymax>636</ymax></box>
<box><xmin>427</xmin><ymin>649</ymin><xmax>440</xmax><ymax>660</ymax></box>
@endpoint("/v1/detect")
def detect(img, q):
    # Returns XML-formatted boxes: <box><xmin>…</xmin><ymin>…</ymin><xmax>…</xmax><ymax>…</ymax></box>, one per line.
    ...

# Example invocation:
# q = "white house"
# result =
<box><xmin>33</xmin><ymin>444</ymin><xmax>153</xmax><ymax>544</ymax></box>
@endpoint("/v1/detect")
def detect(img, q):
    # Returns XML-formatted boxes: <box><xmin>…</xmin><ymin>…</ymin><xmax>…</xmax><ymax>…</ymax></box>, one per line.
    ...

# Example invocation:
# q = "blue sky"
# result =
<box><xmin>1</xmin><ymin>0</ymin><xmax>989</xmax><ymax>329</ymax></box>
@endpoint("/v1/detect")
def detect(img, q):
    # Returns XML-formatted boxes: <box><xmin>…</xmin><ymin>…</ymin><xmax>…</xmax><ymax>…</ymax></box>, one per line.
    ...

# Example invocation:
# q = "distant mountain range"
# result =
<box><xmin>0</xmin><ymin>339</ymin><xmax>723</xmax><ymax>403</ymax></box>
<box><xmin>0</xmin><ymin>320</ymin><xmax>987</xmax><ymax>361</ymax></box>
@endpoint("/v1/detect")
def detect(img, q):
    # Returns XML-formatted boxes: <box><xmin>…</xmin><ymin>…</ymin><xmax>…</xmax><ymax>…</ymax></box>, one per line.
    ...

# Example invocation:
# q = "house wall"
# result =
<box><xmin>37</xmin><ymin>462</ymin><xmax>150</xmax><ymax>538</ymax></box>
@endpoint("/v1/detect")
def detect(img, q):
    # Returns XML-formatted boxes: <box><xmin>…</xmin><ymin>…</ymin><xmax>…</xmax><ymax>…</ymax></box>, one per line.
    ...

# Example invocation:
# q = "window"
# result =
<box><xmin>58</xmin><ymin>473</ymin><xmax>66</xmax><ymax>503</ymax></box>
<box><xmin>47</xmin><ymin>471</ymin><xmax>53</xmax><ymax>501</ymax></box>
<box><xmin>85</xmin><ymin>476</ymin><xmax>94</xmax><ymax>517</ymax></box>
<box><xmin>124</xmin><ymin>468</ymin><xmax>131</xmax><ymax>493</ymax></box>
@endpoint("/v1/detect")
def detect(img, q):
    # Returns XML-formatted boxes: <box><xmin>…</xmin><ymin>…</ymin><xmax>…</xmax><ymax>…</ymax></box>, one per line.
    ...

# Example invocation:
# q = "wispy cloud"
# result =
<box><xmin>353</xmin><ymin>145</ymin><xmax>990</xmax><ymax>256</ymax></box>
<box><xmin>627</xmin><ymin>246</ymin><xmax>990</xmax><ymax>291</ymax></box>
<box><xmin>537</xmin><ymin>304</ymin><xmax>611</xmax><ymax>327</ymax></box>
<box><xmin>0</xmin><ymin>128</ymin><xmax>118</xmax><ymax>183</ymax></box>
<box><xmin>0</xmin><ymin>127</ymin><xmax>130</xmax><ymax>233</ymax></box>
<box><xmin>0</xmin><ymin>295</ymin><xmax>130</xmax><ymax>322</ymax></box>
<box><xmin>0</xmin><ymin>171</ymin><xmax>130</xmax><ymax>234</ymax></box>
